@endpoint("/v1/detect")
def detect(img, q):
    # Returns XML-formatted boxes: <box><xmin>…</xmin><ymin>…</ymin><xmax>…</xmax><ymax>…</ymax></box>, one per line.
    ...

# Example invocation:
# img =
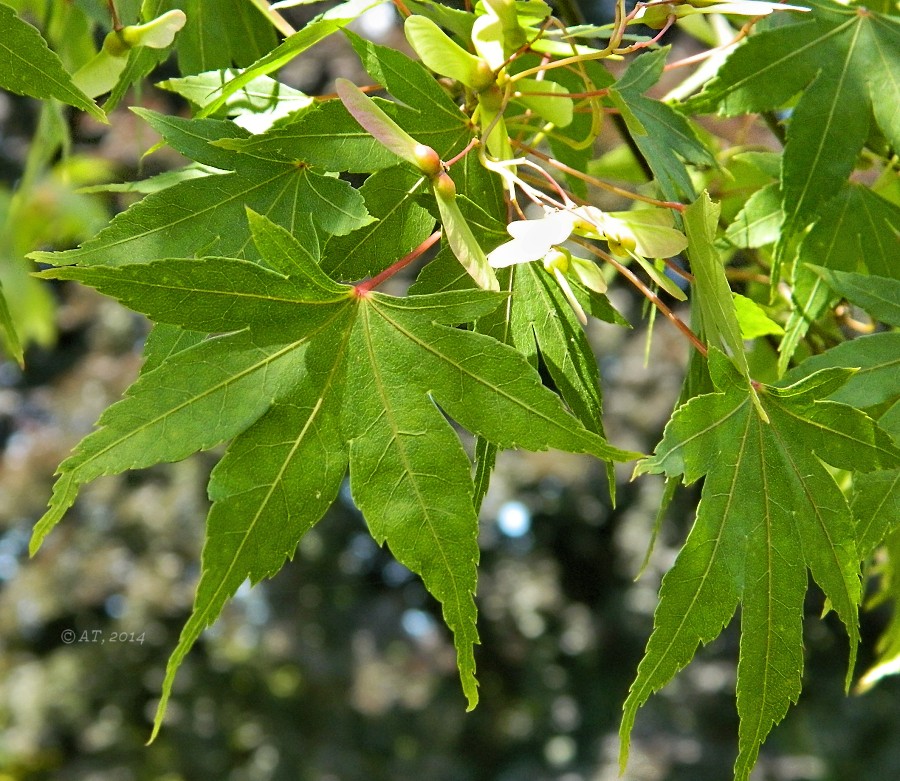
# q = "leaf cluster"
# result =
<box><xmin>2</xmin><ymin>1</ymin><xmax>899</xmax><ymax>778</ymax></box>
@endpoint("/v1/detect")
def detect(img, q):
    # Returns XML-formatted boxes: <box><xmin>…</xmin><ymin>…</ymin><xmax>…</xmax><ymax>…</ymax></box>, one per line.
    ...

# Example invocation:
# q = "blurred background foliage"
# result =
<box><xmin>2</xmin><ymin>1</ymin><xmax>900</xmax><ymax>780</ymax></box>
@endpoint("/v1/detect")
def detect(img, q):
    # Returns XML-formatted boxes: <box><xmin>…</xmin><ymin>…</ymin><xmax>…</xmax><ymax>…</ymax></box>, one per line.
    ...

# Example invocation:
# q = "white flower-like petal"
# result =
<box><xmin>488</xmin><ymin>209</ymin><xmax>579</xmax><ymax>268</ymax></box>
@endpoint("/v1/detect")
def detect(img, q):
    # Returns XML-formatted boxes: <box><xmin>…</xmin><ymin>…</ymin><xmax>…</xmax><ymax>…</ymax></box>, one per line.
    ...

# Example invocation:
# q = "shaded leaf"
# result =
<box><xmin>782</xmin><ymin>332</ymin><xmax>900</xmax><ymax>409</ymax></box>
<box><xmin>162</xmin><ymin>0</ymin><xmax>278</xmax><ymax>74</ymax></box>
<box><xmin>685</xmin><ymin>0</ymin><xmax>900</xmax><ymax>258</ymax></box>
<box><xmin>812</xmin><ymin>268</ymin><xmax>900</xmax><ymax>327</ymax></box>
<box><xmin>0</xmin><ymin>3</ymin><xmax>104</xmax><ymax>120</ymax></box>
<box><xmin>779</xmin><ymin>185</ymin><xmax>900</xmax><ymax>373</ymax></box>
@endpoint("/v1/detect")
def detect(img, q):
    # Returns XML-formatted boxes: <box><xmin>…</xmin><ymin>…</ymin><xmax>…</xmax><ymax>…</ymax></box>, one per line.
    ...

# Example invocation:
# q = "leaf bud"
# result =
<box><xmin>433</xmin><ymin>172</ymin><xmax>457</xmax><ymax>200</ymax></box>
<box><xmin>641</xmin><ymin>4</ymin><xmax>678</xmax><ymax>29</ymax></box>
<box><xmin>542</xmin><ymin>247</ymin><xmax>571</xmax><ymax>274</ymax></box>
<box><xmin>413</xmin><ymin>144</ymin><xmax>443</xmax><ymax>177</ymax></box>
<box><xmin>607</xmin><ymin>235</ymin><xmax>637</xmax><ymax>258</ymax></box>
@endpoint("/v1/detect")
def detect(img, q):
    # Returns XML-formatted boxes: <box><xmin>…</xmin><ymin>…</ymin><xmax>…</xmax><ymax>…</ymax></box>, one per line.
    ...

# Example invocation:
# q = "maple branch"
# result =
<box><xmin>391</xmin><ymin>0</ymin><xmax>412</xmax><ymax>18</ymax></box>
<box><xmin>574</xmin><ymin>238</ymin><xmax>708</xmax><ymax>356</ymax></box>
<box><xmin>615</xmin><ymin>16</ymin><xmax>676</xmax><ymax>55</ymax></box>
<box><xmin>663</xmin><ymin>18</ymin><xmax>756</xmax><ymax>71</ymax></box>
<box><xmin>514</xmin><ymin>141</ymin><xmax>687</xmax><ymax>212</ymax></box>
<box><xmin>353</xmin><ymin>231</ymin><xmax>442</xmax><ymax>296</ymax></box>
<box><xmin>107</xmin><ymin>0</ymin><xmax>122</xmax><ymax>31</ymax></box>
<box><xmin>444</xmin><ymin>137</ymin><xmax>480</xmax><ymax>169</ymax></box>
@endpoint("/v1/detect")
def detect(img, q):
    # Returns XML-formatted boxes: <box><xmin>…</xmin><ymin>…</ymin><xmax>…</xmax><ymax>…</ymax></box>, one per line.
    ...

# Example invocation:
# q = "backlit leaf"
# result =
<box><xmin>621</xmin><ymin>350</ymin><xmax>900</xmax><ymax>781</ymax></box>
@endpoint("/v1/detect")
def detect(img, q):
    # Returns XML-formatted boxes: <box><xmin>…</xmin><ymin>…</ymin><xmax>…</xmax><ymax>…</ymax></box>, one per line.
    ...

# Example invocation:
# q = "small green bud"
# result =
<box><xmin>542</xmin><ymin>247</ymin><xmax>571</xmax><ymax>274</ymax></box>
<box><xmin>607</xmin><ymin>235</ymin><xmax>636</xmax><ymax>258</ymax></box>
<box><xmin>101</xmin><ymin>30</ymin><xmax>130</xmax><ymax>57</ymax></box>
<box><xmin>433</xmin><ymin>172</ymin><xmax>457</xmax><ymax>200</ymax></box>
<box><xmin>641</xmin><ymin>4</ymin><xmax>678</xmax><ymax>29</ymax></box>
<box><xmin>413</xmin><ymin>144</ymin><xmax>443</xmax><ymax>177</ymax></box>
<box><xmin>471</xmin><ymin>60</ymin><xmax>496</xmax><ymax>93</ymax></box>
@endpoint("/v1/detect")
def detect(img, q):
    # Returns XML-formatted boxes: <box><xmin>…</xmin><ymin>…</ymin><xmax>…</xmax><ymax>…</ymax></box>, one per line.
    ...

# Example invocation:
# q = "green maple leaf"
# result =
<box><xmin>620</xmin><ymin>349</ymin><xmax>900</xmax><ymax>781</ymax></box>
<box><xmin>0</xmin><ymin>3</ymin><xmax>104</xmax><ymax>120</ymax></box>
<box><xmin>779</xmin><ymin>185</ymin><xmax>900</xmax><ymax>373</ymax></box>
<box><xmin>29</xmin><ymin>110</ymin><xmax>373</xmax><ymax>269</ymax></box>
<box><xmin>684</xmin><ymin>0</ymin><xmax>900</xmax><ymax>261</ymax></box>
<box><xmin>611</xmin><ymin>48</ymin><xmax>715</xmax><ymax>202</ymax></box>
<box><xmin>32</xmin><ymin>210</ymin><xmax>640</xmax><ymax>735</ymax></box>
<box><xmin>322</xmin><ymin>165</ymin><xmax>436</xmax><ymax>281</ymax></box>
<box><xmin>161</xmin><ymin>0</ymin><xmax>277</xmax><ymax>74</ymax></box>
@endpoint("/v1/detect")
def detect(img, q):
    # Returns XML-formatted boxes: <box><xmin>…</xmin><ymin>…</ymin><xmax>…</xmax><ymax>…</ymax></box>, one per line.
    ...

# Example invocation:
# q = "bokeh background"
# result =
<box><xmin>3</xmin><ymin>2</ymin><xmax>900</xmax><ymax>780</ymax></box>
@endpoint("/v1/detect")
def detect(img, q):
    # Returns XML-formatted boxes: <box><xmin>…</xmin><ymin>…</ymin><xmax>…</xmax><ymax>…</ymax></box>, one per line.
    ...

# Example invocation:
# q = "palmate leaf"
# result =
<box><xmin>620</xmin><ymin>349</ymin><xmax>900</xmax><ymax>781</ymax></box>
<box><xmin>611</xmin><ymin>48</ymin><xmax>715</xmax><ymax>202</ymax></box>
<box><xmin>778</xmin><ymin>185</ymin><xmax>900</xmax><ymax>373</ymax></box>
<box><xmin>684</xmin><ymin>0</ymin><xmax>900</xmax><ymax>262</ymax></box>
<box><xmin>28</xmin><ymin>110</ymin><xmax>374</xmax><ymax>269</ymax></box>
<box><xmin>32</xmin><ymin>211</ymin><xmax>640</xmax><ymax>736</ymax></box>
<box><xmin>161</xmin><ymin>0</ymin><xmax>278</xmax><ymax>75</ymax></box>
<box><xmin>0</xmin><ymin>2</ymin><xmax>104</xmax><ymax>120</ymax></box>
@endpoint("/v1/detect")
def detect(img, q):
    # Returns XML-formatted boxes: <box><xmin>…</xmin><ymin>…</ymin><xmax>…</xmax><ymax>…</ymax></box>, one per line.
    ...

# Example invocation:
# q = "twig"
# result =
<box><xmin>354</xmin><ymin>231</ymin><xmax>442</xmax><ymax>296</ymax></box>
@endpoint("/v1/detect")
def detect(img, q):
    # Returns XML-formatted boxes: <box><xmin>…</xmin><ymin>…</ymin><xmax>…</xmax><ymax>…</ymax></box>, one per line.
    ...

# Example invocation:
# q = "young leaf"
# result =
<box><xmin>732</xmin><ymin>293</ymin><xmax>784</xmax><ymax>340</ymax></box>
<box><xmin>512</xmin><ymin>78</ymin><xmax>573</xmax><ymax>128</ymax></box>
<box><xmin>0</xmin><ymin>3</ymin><xmax>104</xmax><ymax>121</ymax></box>
<box><xmin>621</xmin><ymin>350</ymin><xmax>900</xmax><ymax>781</ymax></box>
